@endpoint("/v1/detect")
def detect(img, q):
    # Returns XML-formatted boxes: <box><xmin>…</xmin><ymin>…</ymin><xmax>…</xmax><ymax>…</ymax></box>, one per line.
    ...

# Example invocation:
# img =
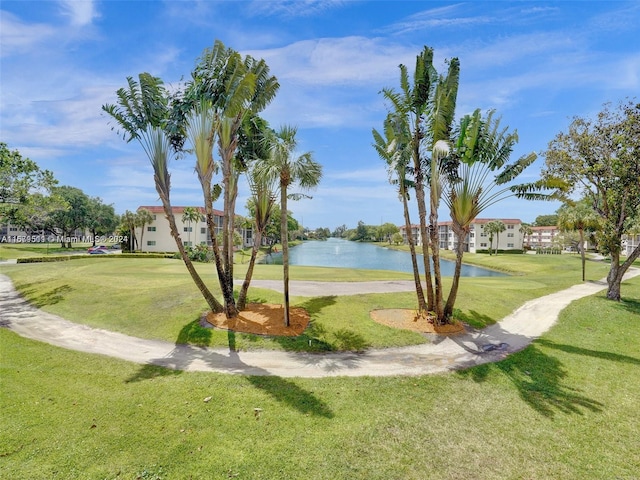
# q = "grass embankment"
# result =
<box><xmin>0</xmin><ymin>251</ymin><xmax>611</xmax><ymax>351</ymax></box>
<box><xmin>1</xmin><ymin>276</ymin><xmax>639</xmax><ymax>479</ymax></box>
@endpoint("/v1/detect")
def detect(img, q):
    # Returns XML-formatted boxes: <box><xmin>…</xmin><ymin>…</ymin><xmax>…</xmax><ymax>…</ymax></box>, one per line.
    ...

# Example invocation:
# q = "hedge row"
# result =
<box><xmin>16</xmin><ymin>253</ymin><xmax>175</xmax><ymax>264</ymax></box>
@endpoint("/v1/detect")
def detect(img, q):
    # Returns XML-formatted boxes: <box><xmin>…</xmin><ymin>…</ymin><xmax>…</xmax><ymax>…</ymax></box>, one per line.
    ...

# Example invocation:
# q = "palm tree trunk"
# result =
<box><xmin>401</xmin><ymin>191</ymin><xmax>427</xmax><ymax>312</ymax></box>
<box><xmin>429</xmin><ymin>200</ymin><xmax>445</xmax><ymax>324</ymax></box>
<box><xmin>156</xmin><ymin>180</ymin><xmax>223</xmax><ymax>313</ymax></box>
<box><xmin>237</xmin><ymin>229</ymin><xmax>263</xmax><ymax>311</ymax></box>
<box><xmin>579</xmin><ymin>229</ymin><xmax>586</xmax><ymax>282</ymax></box>
<box><xmin>444</xmin><ymin>227</ymin><xmax>466</xmax><ymax>321</ymax></box>
<box><xmin>281</xmin><ymin>183</ymin><xmax>291</xmax><ymax>327</ymax></box>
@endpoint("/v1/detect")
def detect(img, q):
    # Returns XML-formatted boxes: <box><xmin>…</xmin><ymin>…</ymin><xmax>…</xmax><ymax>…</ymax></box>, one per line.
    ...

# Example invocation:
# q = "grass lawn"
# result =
<box><xmin>0</xmin><ymin>251</ymin><xmax>612</xmax><ymax>351</ymax></box>
<box><xmin>1</xmin><ymin>275</ymin><xmax>638</xmax><ymax>479</ymax></box>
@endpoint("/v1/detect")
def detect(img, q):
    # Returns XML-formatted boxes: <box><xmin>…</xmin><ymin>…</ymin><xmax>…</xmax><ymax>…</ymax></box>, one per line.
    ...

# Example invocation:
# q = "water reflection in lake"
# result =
<box><xmin>263</xmin><ymin>238</ymin><xmax>506</xmax><ymax>277</ymax></box>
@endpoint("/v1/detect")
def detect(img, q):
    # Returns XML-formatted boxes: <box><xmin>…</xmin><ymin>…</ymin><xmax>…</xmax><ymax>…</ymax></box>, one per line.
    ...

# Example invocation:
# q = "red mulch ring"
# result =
<box><xmin>370</xmin><ymin>309</ymin><xmax>466</xmax><ymax>335</ymax></box>
<box><xmin>204</xmin><ymin>303</ymin><xmax>310</xmax><ymax>336</ymax></box>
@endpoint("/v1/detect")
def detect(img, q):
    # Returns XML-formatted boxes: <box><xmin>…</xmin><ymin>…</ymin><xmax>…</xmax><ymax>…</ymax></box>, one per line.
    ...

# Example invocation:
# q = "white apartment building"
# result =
<box><xmin>137</xmin><ymin>206</ymin><xmax>253</xmax><ymax>253</ymax></box>
<box><xmin>623</xmin><ymin>233</ymin><xmax>640</xmax><ymax>256</ymax></box>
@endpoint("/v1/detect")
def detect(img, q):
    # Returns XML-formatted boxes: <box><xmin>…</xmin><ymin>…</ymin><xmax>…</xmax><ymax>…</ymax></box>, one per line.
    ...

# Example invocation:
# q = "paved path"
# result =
<box><xmin>2</xmin><ymin>270</ymin><xmax>639</xmax><ymax>378</ymax></box>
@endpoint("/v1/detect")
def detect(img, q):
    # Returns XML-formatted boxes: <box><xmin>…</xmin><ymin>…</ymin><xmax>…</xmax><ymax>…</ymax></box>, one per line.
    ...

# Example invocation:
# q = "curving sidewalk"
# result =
<box><xmin>1</xmin><ymin>270</ymin><xmax>639</xmax><ymax>378</ymax></box>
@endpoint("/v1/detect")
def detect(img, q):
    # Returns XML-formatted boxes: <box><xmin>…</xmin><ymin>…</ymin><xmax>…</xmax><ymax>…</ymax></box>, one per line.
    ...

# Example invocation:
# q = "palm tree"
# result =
<box><xmin>179</xmin><ymin>40</ymin><xmax>279</xmax><ymax>318</ymax></box>
<box><xmin>122</xmin><ymin>210</ymin><xmax>137</xmax><ymax>252</ymax></box>
<box><xmin>257</xmin><ymin>125</ymin><xmax>322</xmax><ymax>327</ymax></box>
<box><xmin>373</xmin><ymin>113</ymin><xmax>427</xmax><ymax>312</ymax></box>
<box><xmin>557</xmin><ymin>200</ymin><xmax>600</xmax><ymax>281</ymax></box>
<box><xmin>485</xmin><ymin>220</ymin><xmax>506</xmax><ymax>255</ymax></box>
<box><xmin>440</xmin><ymin>109</ymin><xmax>541</xmax><ymax>321</ymax></box>
<box><xmin>136</xmin><ymin>208</ymin><xmax>153</xmax><ymax>252</ymax></box>
<box><xmin>236</xmin><ymin>115</ymin><xmax>277</xmax><ymax>310</ymax></box>
<box><xmin>519</xmin><ymin>223</ymin><xmax>533</xmax><ymax>251</ymax></box>
<box><xmin>102</xmin><ymin>73</ymin><xmax>223</xmax><ymax>313</ymax></box>
<box><xmin>373</xmin><ymin>113</ymin><xmax>428</xmax><ymax>312</ymax></box>
<box><xmin>181</xmin><ymin>206</ymin><xmax>200</xmax><ymax>247</ymax></box>
<box><xmin>380</xmin><ymin>46</ymin><xmax>460</xmax><ymax>315</ymax></box>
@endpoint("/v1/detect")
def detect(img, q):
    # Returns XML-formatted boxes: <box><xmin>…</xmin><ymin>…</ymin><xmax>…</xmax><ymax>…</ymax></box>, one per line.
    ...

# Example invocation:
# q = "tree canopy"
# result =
<box><xmin>543</xmin><ymin>99</ymin><xmax>640</xmax><ymax>300</ymax></box>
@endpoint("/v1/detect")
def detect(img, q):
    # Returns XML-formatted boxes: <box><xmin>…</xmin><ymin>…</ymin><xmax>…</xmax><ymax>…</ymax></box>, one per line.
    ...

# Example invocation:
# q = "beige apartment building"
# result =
<box><xmin>136</xmin><ymin>206</ymin><xmax>253</xmax><ymax>253</ymax></box>
<box><xmin>524</xmin><ymin>225</ymin><xmax>560</xmax><ymax>249</ymax></box>
<box><xmin>400</xmin><ymin>218</ymin><xmax>524</xmax><ymax>253</ymax></box>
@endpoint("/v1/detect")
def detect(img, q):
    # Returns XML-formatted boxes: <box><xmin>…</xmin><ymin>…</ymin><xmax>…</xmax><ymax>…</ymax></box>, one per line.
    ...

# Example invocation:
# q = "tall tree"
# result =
<box><xmin>485</xmin><ymin>220</ymin><xmax>506</xmax><ymax>255</ymax></box>
<box><xmin>181</xmin><ymin>206</ymin><xmax>200</xmax><ymax>246</ymax></box>
<box><xmin>380</xmin><ymin>46</ymin><xmax>460</xmax><ymax>317</ymax></box>
<box><xmin>137</xmin><ymin>208</ymin><xmax>154</xmax><ymax>251</ymax></box>
<box><xmin>87</xmin><ymin>197</ymin><xmax>118</xmax><ymax>246</ymax></box>
<box><xmin>49</xmin><ymin>186</ymin><xmax>91</xmax><ymax>248</ymax></box>
<box><xmin>257</xmin><ymin>125</ymin><xmax>322</xmax><ymax>327</ymax></box>
<box><xmin>121</xmin><ymin>210</ymin><xmax>138</xmax><ymax>252</ymax></box>
<box><xmin>103</xmin><ymin>73</ymin><xmax>223</xmax><ymax>313</ymax></box>
<box><xmin>373</xmin><ymin>115</ymin><xmax>427</xmax><ymax>311</ymax></box>
<box><xmin>1</xmin><ymin>143</ymin><xmax>61</xmax><ymax>229</ymax></box>
<box><xmin>176</xmin><ymin>40</ymin><xmax>279</xmax><ymax>318</ymax></box>
<box><xmin>236</xmin><ymin>115</ymin><xmax>277</xmax><ymax>310</ymax></box>
<box><xmin>544</xmin><ymin>100</ymin><xmax>640</xmax><ymax>300</ymax></box>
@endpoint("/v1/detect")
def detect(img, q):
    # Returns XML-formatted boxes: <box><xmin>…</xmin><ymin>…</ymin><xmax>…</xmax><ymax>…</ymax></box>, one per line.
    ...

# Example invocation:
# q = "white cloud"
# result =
<box><xmin>250</xmin><ymin>37</ymin><xmax>414</xmax><ymax>86</ymax></box>
<box><xmin>59</xmin><ymin>0</ymin><xmax>98</xmax><ymax>27</ymax></box>
<box><xmin>247</xmin><ymin>0</ymin><xmax>347</xmax><ymax>18</ymax></box>
<box><xmin>0</xmin><ymin>11</ymin><xmax>57</xmax><ymax>56</ymax></box>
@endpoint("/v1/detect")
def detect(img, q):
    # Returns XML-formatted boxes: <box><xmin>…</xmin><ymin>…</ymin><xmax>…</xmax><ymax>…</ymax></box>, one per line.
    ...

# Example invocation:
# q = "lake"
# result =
<box><xmin>264</xmin><ymin>238</ymin><xmax>506</xmax><ymax>277</ymax></box>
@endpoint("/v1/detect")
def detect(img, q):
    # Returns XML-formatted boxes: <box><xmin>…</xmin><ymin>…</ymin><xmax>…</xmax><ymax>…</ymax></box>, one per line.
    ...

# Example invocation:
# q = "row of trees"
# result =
<box><xmin>103</xmin><ymin>40</ymin><xmax>322</xmax><ymax>325</ymax></box>
<box><xmin>1</xmin><ymin>144</ymin><xmax>120</xmax><ymax>248</ymax></box>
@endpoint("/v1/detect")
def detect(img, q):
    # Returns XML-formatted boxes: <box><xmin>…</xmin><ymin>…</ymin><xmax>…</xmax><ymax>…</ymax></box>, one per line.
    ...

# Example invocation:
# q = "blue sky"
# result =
<box><xmin>1</xmin><ymin>1</ymin><xmax>639</xmax><ymax>230</ymax></box>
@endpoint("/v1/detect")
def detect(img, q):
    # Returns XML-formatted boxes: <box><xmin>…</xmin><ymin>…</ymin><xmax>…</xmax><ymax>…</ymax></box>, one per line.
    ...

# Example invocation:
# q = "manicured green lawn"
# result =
<box><xmin>0</xmin><ymin>251</ymin><xmax>608</xmax><ymax>351</ymax></box>
<box><xmin>1</xmin><ymin>276</ymin><xmax>638</xmax><ymax>479</ymax></box>
<box><xmin>0</xmin><ymin>252</ymin><xmax>611</xmax><ymax>351</ymax></box>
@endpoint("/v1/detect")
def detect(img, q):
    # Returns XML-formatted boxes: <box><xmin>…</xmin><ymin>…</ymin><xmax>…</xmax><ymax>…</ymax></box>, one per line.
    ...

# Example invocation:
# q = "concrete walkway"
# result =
<box><xmin>2</xmin><ymin>270</ymin><xmax>639</xmax><ymax>378</ymax></box>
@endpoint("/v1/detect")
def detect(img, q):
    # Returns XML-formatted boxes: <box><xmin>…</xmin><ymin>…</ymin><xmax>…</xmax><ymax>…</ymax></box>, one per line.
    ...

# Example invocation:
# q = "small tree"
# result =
<box><xmin>519</xmin><ymin>223</ymin><xmax>533</xmax><ymax>251</ymax></box>
<box><xmin>256</xmin><ymin>125</ymin><xmax>322</xmax><ymax>327</ymax></box>
<box><xmin>557</xmin><ymin>200</ymin><xmax>600</xmax><ymax>281</ymax></box>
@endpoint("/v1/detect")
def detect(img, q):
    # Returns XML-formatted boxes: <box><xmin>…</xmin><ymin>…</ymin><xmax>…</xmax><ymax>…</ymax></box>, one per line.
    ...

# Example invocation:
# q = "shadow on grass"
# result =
<box><xmin>176</xmin><ymin>317</ymin><xmax>212</xmax><ymax>347</ymax></box>
<box><xmin>458</xmin><ymin>344</ymin><xmax>603</xmax><ymax>418</ymax></box>
<box><xmin>616</xmin><ymin>297</ymin><xmax>640</xmax><ymax>316</ymax></box>
<box><xmin>454</xmin><ymin>309</ymin><xmax>495</xmax><ymax>329</ymax></box>
<box><xmin>29</xmin><ymin>284</ymin><xmax>73</xmax><ymax>307</ymax></box>
<box><xmin>125</xmin><ymin>329</ymin><xmax>334</xmax><ymax>418</ymax></box>
<box><xmin>537</xmin><ymin>339</ymin><xmax>640</xmax><ymax>366</ymax></box>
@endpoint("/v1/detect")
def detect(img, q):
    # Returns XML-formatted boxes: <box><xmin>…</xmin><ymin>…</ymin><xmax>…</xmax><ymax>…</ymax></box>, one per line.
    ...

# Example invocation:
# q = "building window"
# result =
<box><xmin>152</xmin><ymin>215</ymin><xmax>156</xmax><ymax>220</ymax></box>
<box><xmin>480</xmin><ymin>243</ymin><xmax>487</xmax><ymax>247</ymax></box>
<box><xmin>184</xmin><ymin>227</ymin><xmax>192</xmax><ymax>232</ymax></box>
<box><xmin>507</xmin><ymin>225</ymin><xmax>514</xmax><ymax>229</ymax></box>
<box><xmin>9</xmin><ymin>227</ymin><xmax>18</xmax><ymax>231</ymax></box>
<box><xmin>147</xmin><ymin>226</ymin><xmax>156</xmax><ymax>232</ymax></box>
<box><xmin>201</xmin><ymin>227</ymin><xmax>206</xmax><ymax>234</ymax></box>
<box><xmin>507</xmin><ymin>233</ymin><xmax>514</xmax><ymax>237</ymax></box>
<box><xmin>470</xmin><ymin>242</ymin><xmax>475</xmax><ymax>247</ymax></box>
<box><xmin>184</xmin><ymin>241</ymin><xmax>192</xmax><ymax>247</ymax></box>
<box><xmin>480</xmin><ymin>233</ymin><xmax>486</xmax><ymax>237</ymax></box>
<box><xmin>507</xmin><ymin>243</ymin><xmax>514</xmax><ymax>248</ymax></box>
<box><xmin>147</xmin><ymin>240</ymin><xmax>156</xmax><ymax>246</ymax></box>
<box><xmin>470</xmin><ymin>232</ymin><xmax>475</xmax><ymax>238</ymax></box>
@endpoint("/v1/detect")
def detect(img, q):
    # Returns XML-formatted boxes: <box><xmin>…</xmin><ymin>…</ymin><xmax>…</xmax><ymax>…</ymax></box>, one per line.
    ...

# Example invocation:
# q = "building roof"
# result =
<box><xmin>137</xmin><ymin>206</ymin><xmax>225</xmax><ymax>217</ymax></box>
